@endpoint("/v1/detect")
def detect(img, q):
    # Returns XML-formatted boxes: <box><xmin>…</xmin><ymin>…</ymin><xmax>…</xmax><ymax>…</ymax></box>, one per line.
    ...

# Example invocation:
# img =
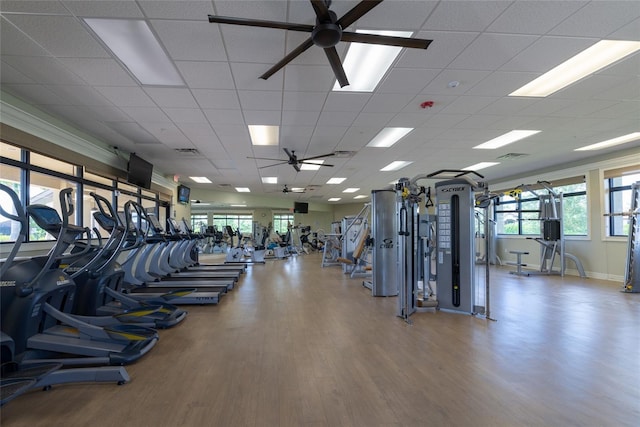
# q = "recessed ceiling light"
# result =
<box><xmin>84</xmin><ymin>19</ymin><xmax>184</xmax><ymax>86</ymax></box>
<box><xmin>327</xmin><ymin>177</ymin><xmax>346</xmax><ymax>184</ymax></box>
<box><xmin>462</xmin><ymin>162</ymin><xmax>500</xmax><ymax>171</ymax></box>
<box><xmin>190</xmin><ymin>176</ymin><xmax>211</xmax><ymax>183</ymax></box>
<box><xmin>366</xmin><ymin>127</ymin><xmax>413</xmax><ymax>148</ymax></box>
<box><xmin>380</xmin><ymin>161</ymin><xmax>412</xmax><ymax>172</ymax></box>
<box><xmin>343</xmin><ymin>188</ymin><xmax>360</xmax><ymax>193</ymax></box>
<box><xmin>300</xmin><ymin>160</ymin><xmax>324</xmax><ymax>170</ymax></box>
<box><xmin>291</xmin><ymin>187</ymin><xmax>305</xmax><ymax>192</ymax></box>
<box><xmin>575</xmin><ymin>132</ymin><xmax>640</xmax><ymax>151</ymax></box>
<box><xmin>474</xmin><ymin>130</ymin><xmax>540</xmax><ymax>149</ymax></box>
<box><xmin>328</xmin><ymin>198</ymin><xmax>341</xmax><ymax>202</ymax></box>
<box><xmin>230</xmin><ymin>204</ymin><xmax>246</xmax><ymax>207</ymax></box>
<box><xmin>248</xmin><ymin>125</ymin><xmax>279</xmax><ymax>146</ymax></box>
<box><xmin>333</xmin><ymin>30</ymin><xmax>413</xmax><ymax>92</ymax></box>
<box><xmin>354</xmin><ymin>195</ymin><xmax>368</xmax><ymax>199</ymax></box>
<box><xmin>510</xmin><ymin>40</ymin><xmax>640</xmax><ymax>97</ymax></box>
<box><xmin>235</xmin><ymin>187</ymin><xmax>250</xmax><ymax>192</ymax></box>
<box><xmin>261</xmin><ymin>177</ymin><xmax>278</xmax><ymax>184</ymax></box>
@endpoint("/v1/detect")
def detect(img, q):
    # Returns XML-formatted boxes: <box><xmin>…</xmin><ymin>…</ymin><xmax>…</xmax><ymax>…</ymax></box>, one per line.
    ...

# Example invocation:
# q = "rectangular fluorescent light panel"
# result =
<box><xmin>354</xmin><ymin>195</ymin><xmax>368</xmax><ymax>199</ymax></box>
<box><xmin>343</xmin><ymin>188</ymin><xmax>360</xmax><ymax>193</ymax></box>
<box><xmin>333</xmin><ymin>30</ymin><xmax>413</xmax><ymax>92</ymax></box>
<box><xmin>327</xmin><ymin>177</ymin><xmax>346</xmax><ymax>184</ymax></box>
<box><xmin>575</xmin><ymin>132</ymin><xmax>640</xmax><ymax>151</ymax></box>
<box><xmin>261</xmin><ymin>177</ymin><xmax>278</xmax><ymax>184</ymax></box>
<box><xmin>291</xmin><ymin>187</ymin><xmax>305</xmax><ymax>193</ymax></box>
<box><xmin>380</xmin><ymin>161</ymin><xmax>412</xmax><ymax>172</ymax></box>
<box><xmin>462</xmin><ymin>162</ymin><xmax>500</xmax><ymax>171</ymax></box>
<box><xmin>328</xmin><ymin>198</ymin><xmax>342</xmax><ymax>202</ymax></box>
<box><xmin>366</xmin><ymin>127</ymin><xmax>413</xmax><ymax>148</ymax></box>
<box><xmin>474</xmin><ymin>130</ymin><xmax>541</xmax><ymax>149</ymax></box>
<box><xmin>84</xmin><ymin>19</ymin><xmax>184</xmax><ymax>86</ymax></box>
<box><xmin>300</xmin><ymin>160</ymin><xmax>324</xmax><ymax>171</ymax></box>
<box><xmin>510</xmin><ymin>40</ymin><xmax>640</xmax><ymax>97</ymax></box>
<box><xmin>231</xmin><ymin>204</ymin><xmax>246</xmax><ymax>207</ymax></box>
<box><xmin>235</xmin><ymin>187</ymin><xmax>250</xmax><ymax>192</ymax></box>
<box><xmin>190</xmin><ymin>176</ymin><xmax>211</xmax><ymax>183</ymax></box>
<box><xmin>248</xmin><ymin>125</ymin><xmax>279</xmax><ymax>146</ymax></box>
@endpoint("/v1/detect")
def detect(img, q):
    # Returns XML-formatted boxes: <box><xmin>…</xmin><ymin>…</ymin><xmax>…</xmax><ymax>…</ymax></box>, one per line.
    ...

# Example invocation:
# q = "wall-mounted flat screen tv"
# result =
<box><xmin>293</xmin><ymin>201</ymin><xmax>308</xmax><ymax>214</ymax></box>
<box><xmin>177</xmin><ymin>185</ymin><xmax>191</xmax><ymax>204</ymax></box>
<box><xmin>127</xmin><ymin>153</ymin><xmax>153</xmax><ymax>189</ymax></box>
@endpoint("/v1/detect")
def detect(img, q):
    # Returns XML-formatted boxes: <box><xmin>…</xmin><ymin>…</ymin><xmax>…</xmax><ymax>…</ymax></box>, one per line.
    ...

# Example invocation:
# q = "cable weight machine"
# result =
<box><xmin>394</xmin><ymin>170</ymin><xmax>496</xmax><ymax>323</ymax></box>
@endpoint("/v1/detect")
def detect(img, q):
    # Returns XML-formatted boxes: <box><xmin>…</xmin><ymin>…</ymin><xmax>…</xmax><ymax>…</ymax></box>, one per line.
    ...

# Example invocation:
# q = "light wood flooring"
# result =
<box><xmin>1</xmin><ymin>253</ymin><xmax>639</xmax><ymax>427</ymax></box>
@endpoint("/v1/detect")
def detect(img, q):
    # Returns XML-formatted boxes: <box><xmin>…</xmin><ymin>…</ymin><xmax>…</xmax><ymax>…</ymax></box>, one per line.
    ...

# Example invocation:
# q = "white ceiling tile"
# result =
<box><xmin>176</xmin><ymin>61</ymin><xmax>235</xmax><ymax>89</ymax></box>
<box><xmin>4</xmin><ymin>84</ymin><xmax>69</xmax><ymax>106</ymax></box>
<box><xmin>2</xmin><ymin>56</ymin><xmax>87</xmax><ymax>85</ymax></box>
<box><xmin>94</xmin><ymin>86</ymin><xmax>155</xmax><ymax>107</ymax></box>
<box><xmin>420</xmin><ymin>70</ymin><xmax>491</xmax><ymax>95</ymax></box>
<box><xmin>478</xmin><ymin>98</ymin><xmax>538</xmax><ymax>116</ymax></box>
<box><xmin>440</xmin><ymin>96</ymin><xmax>500</xmax><ymax>115</ymax></box>
<box><xmin>386</xmin><ymin>112</ymin><xmax>432</xmax><ymax>128</ymax></box>
<box><xmin>203</xmin><ymin>109</ymin><xmax>245</xmax><ymax>125</ymax></box>
<box><xmin>228</xmin><ymin>62</ymin><xmax>283</xmax><ymax>91</ymax></box>
<box><xmin>353</xmin><ymin>1</ymin><xmax>436</xmax><ymax>30</ymax></box>
<box><xmin>352</xmin><ymin>113</ymin><xmax>394</xmax><ymax>127</ymax></box>
<box><xmin>4</xmin><ymin>14</ymin><xmax>109</xmax><ymax>58</ymax></box>
<box><xmin>607</xmin><ymin>16</ymin><xmax>640</xmax><ymax>40</ymax></box>
<box><xmin>449</xmin><ymin>33</ymin><xmax>539</xmax><ymax>70</ymax></box>
<box><xmin>549</xmin><ymin>1</ymin><xmax>640</xmax><ymax>37</ymax></box>
<box><xmin>363</xmin><ymin>93</ymin><xmax>416</xmax><ymax>113</ymax></box>
<box><xmin>283</xmin><ymin>65</ymin><xmax>335</xmax><ymax>92</ymax></box>
<box><xmin>237</xmin><ymin>91</ymin><xmax>283</xmax><ymax>111</ymax></box>
<box><xmin>85</xmin><ymin>105</ymin><xmax>132</xmax><ymax>123</ymax></box>
<box><xmin>280</xmin><ymin>126</ymin><xmax>315</xmax><ymax>144</ymax></box>
<box><xmin>57</xmin><ymin>58</ymin><xmax>138</xmax><ymax>86</ymax></box>
<box><xmin>138</xmin><ymin>0</ymin><xmax>213</xmax><ymax>19</ymax></box>
<box><xmin>0</xmin><ymin>62</ymin><xmax>35</xmax><ymax>84</ymax></box>
<box><xmin>317</xmin><ymin>111</ymin><xmax>359</xmax><ymax>127</ymax></box>
<box><xmin>1</xmin><ymin>17</ymin><xmax>51</xmax><ymax>57</ymax></box>
<box><xmin>106</xmin><ymin>121</ymin><xmax>160</xmax><ymax>145</ymax></box>
<box><xmin>500</xmin><ymin>36</ymin><xmax>598</xmax><ymax>73</ymax></box>
<box><xmin>281</xmin><ymin>111</ymin><xmax>320</xmax><ymax>126</ymax></box>
<box><xmin>397</xmin><ymin>31</ymin><xmax>478</xmax><ymax>69</ymax></box>
<box><xmin>220</xmin><ymin>26</ymin><xmax>286</xmax><ymax>63</ymax></box>
<box><xmin>425</xmin><ymin>1</ymin><xmax>511</xmax><ymax>31</ymax></box>
<box><xmin>214</xmin><ymin>1</ymin><xmax>287</xmax><ymax>21</ymax></box>
<box><xmin>323</xmin><ymin>92</ymin><xmax>370</xmax><ymax>112</ymax></box>
<box><xmin>0</xmin><ymin>1</ymin><xmax>69</xmax><ymax>14</ymax></box>
<box><xmin>47</xmin><ymin>84</ymin><xmax>113</xmax><ymax>107</ymax></box>
<box><xmin>139</xmin><ymin>122</ymin><xmax>191</xmax><ymax>147</ymax></box>
<box><xmin>466</xmin><ymin>72</ymin><xmax>541</xmax><ymax>97</ymax></box>
<box><xmin>120</xmin><ymin>107</ymin><xmax>170</xmax><ymax>123</ymax></box>
<box><xmin>242</xmin><ymin>110</ymin><xmax>281</xmax><ymax>125</ymax></box>
<box><xmin>553</xmin><ymin>74</ymin><xmax>630</xmax><ymax>100</ymax></box>
<box><xmin>553</xmin><ymin>99</ymin><xmax>620</xmax><ymax>118</ymax></box>
<box><xmin>144</xmin><ymin>88</ymin><xmax>197</xmax><ymax>108</ymax></box>
<box><xmin>377</xmin><ymin>68</ymin><xmax>439</xmax><ymax>94</ymax></box>
<box><xmin>62</xmin><ymin>1</ymin><xmax>144</xmax><ymax>18</ymax></box>
<box><xmin>192</xmin><ymin>89</ymin><xmax>240</xmax><ymax>109</ymax></box>
<box><xmin>487</xmin><ymin>1</ymin><xmax>587</xmax><ymax>34</ymax></box>
<box><xmin>282</xmin><ymin>91</ymin><xmax>327</xmax><ymax>111</ymax></box>
<box><xmin>163</xmin><ymin>108</ymin><xmax>208</xmax><ymax>124</ymax></box>
<box><xmin>151</xmin><ymin>20</ymin><xmax>228</xmax><ymax>62</ymax></box>
<box><xmin>454</xmin><ymin>115</ymin><xmax>504</xmax><ymax>130</ymax></box>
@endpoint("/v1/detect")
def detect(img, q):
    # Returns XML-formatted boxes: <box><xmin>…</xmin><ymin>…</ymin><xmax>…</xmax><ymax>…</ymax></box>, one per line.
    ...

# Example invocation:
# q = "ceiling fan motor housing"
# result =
<box><xmin>312</xmin><ymin>11</ymin><xmax>341</xmax><ymax>48</ymax></box>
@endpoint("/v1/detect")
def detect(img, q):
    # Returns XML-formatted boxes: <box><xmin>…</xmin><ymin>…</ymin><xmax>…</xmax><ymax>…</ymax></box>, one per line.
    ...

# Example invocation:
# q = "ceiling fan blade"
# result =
<box><xmin>208</xmin><ymin>15</ymin><xmax>314</xmax><ymax>33</ymax></box>
<box><xmin>260</xmin><ymin>38</ymin><xmax>315</xmax><ymax>80</ymax></box>
<box><xmin>293</xmin><ymin>163</ymin><xmax>301</xmax><ymax>172</ymax></box>
<box><xmin>341</xmin><ymin>31</ymin><xmax>432</xmax><ymax>49</ymax></box>
<box><xmin>299</xmin><ymin>161</ymin><xmax>335</xmax><ymax>167</ymax></box>
<box><xmin>300</xmin><ymin>152</ymin><xmax>335</xmax><ymax>161</ymax></box>
<box><xmin>337</xmin><ymin>0</ymin><xmax>384</xmax><ymax>29</ymax></box>
<box><xmin>247</xmin><ymin>156</ymin><xmax>286</xmax><ymax>161</ymax></box>
<box><xmin>324</xmin><ymin>47</ymin><xmax>349</xmax><ymax>87</ymax></box>
<box><xmin>283</xmin><ymin>148</ymin><xmax>294</xmax><ymax>159</ymax></box>
<box><xmin>258</xmin><ymin>162</ymin><xmax>288</xmax><ymax>169</ymax></box>
<box><xmin>310</xmin><ymin>0</ymin><xmax>332</xmax><ymax>22</ymax></box>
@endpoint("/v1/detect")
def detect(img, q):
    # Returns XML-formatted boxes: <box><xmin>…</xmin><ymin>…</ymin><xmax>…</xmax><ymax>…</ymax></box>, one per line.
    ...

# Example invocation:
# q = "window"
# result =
<box><xmin>0</xmin><ymin>165</ymin><xmax>22</xmax><ymax>242</ymax></box>
<box><xmin>191</xmin><ymin>214</ymin><xmax>208</xmax><ymax>233</ymax></box>
<box><xmin>604</xmin><ymin>168</ymin><xmax>640</xmax><ymax>236</ymax></box>
<box><xmin>273</xmin><ymin>213</ymin><xmax>294</xmax><ymax>234</ymax></box>
<box><xmin>29</xmin><ymin>172</ymin><xmax>79</xmax><ymax>241</ymax></box>
<box><xmin>213</xmin><ymin>214</ymin><xmax>253</xmax><ymax>236</ymax></box>
<box><xmin>495</xmin><ymin>177</ymin><xmax>587</xmax><ymax>237</ymax></box>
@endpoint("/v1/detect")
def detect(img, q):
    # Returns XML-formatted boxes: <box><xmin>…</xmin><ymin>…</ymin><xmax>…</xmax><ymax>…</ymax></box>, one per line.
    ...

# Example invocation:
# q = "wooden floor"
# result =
<box><xmin>2</xmin><ymin>253</ymin><xmax>639</xmax><ymax>426</ymax></box>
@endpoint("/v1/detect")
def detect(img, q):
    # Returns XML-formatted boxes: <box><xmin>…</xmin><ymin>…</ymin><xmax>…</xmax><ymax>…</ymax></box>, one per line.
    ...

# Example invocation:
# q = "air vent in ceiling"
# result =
<box><xmin>497</xmin><ymin>153</ymin><xmax>528</xmax><ymax>160</ymax></box>
<box><xmin>218</xmin><ymin>183</ymin><xmax>232</xmax><ymax>188</ymax></box>
<box><xmin>333</xmin><ymin>151</ymin><xmax>356</xmax><ymax>158</ymax></box>
<box><xmin>174</xmin><ymin>148</ymin><xmax>200</xmax><ymax>155</ymax></box>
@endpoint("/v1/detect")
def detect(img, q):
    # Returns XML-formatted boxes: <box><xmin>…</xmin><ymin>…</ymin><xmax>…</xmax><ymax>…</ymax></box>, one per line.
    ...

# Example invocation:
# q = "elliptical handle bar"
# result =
<box><xmin>0</xmin><ymin>184</ymin><xmax>28</xmax><ymax>278</ymax></box>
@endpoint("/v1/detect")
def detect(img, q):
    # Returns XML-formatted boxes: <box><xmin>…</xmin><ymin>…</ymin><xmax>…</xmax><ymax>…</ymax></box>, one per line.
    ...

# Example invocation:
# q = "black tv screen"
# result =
<box><xmin>177</xmin><ymin>185</ymin><xmax>191</xmax><ymax>204</ymax></box>
<box><xmin>127</xmin><ymin>153</ymin><xmax>153</xmax><ymax>189</ymax></box>
<box><xmin>294</xmin><ymin>202</ymin><xmax>308</xmax><ymax>214</ymax></box>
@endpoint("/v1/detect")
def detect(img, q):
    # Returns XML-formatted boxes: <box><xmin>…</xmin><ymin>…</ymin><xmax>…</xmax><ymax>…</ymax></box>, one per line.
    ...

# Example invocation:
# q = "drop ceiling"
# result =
<box><xmin>1</xmin><ymin>0</ymin><xmax>639</xmax><ymax>203</ymax></box>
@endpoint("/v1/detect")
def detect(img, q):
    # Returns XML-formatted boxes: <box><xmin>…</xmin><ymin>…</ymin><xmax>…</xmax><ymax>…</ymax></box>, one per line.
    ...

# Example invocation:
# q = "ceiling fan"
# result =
<box><xmin>249</xmin><ymin>148</ymin><xmax>334</xmax><ymax>172</ymax></box>
<box><xmin>208</xmin><ymin>0</ymin><xmax>433</xmax><ymax>87</ymax></box>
